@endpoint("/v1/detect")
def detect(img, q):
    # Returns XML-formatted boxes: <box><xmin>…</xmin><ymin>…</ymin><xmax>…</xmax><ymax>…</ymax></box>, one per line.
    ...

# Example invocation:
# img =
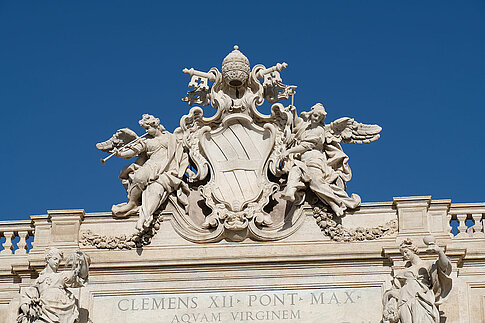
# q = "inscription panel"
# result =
<box><xmin>91</xmin><ymin>287</ymin><xmax>382</xmax><ymax>323</ymax></box>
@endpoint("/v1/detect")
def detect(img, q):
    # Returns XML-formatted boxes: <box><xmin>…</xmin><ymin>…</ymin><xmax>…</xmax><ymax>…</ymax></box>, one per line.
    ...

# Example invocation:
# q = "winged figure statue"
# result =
<box><xmin>281</xmin><ymin>103</ymin><xmax>381</xmax><ymax>216</ymax></box>
<box><xmin>96</xmin><ymin>114</ymin><xmax>189</xmax><ymax>231</ymax></box>
<box><xmin>91</xmin><ymin>47</ymin><xmax>383</xmax><ymax>243</ymax></box>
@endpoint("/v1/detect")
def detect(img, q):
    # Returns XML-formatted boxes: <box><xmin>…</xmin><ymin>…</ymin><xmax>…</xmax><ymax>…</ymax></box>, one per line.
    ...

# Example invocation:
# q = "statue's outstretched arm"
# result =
<box><xmin>113</xmin><ymin>141</ymin><xmax>144</xmax><ymax>159</ymax></box>
<box><xmin>428</xmin><ymin>244</ymin><xmax>452</xmax><ymax>273</ymax></box>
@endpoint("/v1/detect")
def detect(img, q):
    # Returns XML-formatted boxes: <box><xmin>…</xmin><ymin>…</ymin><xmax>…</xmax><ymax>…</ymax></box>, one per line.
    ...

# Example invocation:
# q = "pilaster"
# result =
<box><xmin>48</xmin><ymin>209</ymin><xmax>84</xmax><ymax>250</ymax></box>
<box><xmin>393</xmin><ymin>196</ymin><xmax>431</xmax><ymax>236</ymax></box>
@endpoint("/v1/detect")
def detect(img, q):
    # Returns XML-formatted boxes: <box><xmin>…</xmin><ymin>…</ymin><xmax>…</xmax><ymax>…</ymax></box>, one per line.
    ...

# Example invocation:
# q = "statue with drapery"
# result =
<box><xmin>382</xmin><ymin>237</ymin><xmax>453</xmax><ymax>323</ymax></box>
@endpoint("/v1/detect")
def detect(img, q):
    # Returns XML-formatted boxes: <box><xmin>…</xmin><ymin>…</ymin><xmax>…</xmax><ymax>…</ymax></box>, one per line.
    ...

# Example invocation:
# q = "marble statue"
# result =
<box><xmin>281</xmin><ymin>103</ymin><xmax>380</xmax><ymax>216</ymax></box>
<box><xmin>93</xmin><ymin>46</ymin><xmax>382</xmax><ymax>242</ymax></box>
<box><xmin>17</xmin><ymin>248</ymin><xmax>90</xmax><ymax>323</ymax></box>
<box><xmin>382</xmin><ymin>237</ymin><xmax>452</xmax><ymax>323</ymax></box>
<box><xmin>96</xmin><ymin>114</ymin><xmax>189</xmax><ymax>231</ymax></box>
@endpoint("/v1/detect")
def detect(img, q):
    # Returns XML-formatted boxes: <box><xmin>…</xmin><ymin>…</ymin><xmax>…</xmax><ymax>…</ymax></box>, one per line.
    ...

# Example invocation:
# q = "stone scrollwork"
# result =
<box><xmin>92</xmin><ymin>45</ymin><xmax>384</xmax><ymax>243</ymax></box>
<box><xmin>197</xmin><ymin>114</ymin><xmax>278</xmax><ymax>231</ymax></box>
<box><xmin>382</xmin><ymin>237</ymin><xmax>453</xmax><ymax>323</ymax></box>
<box><xmin>174</xmin><ymin>46</ymin><xmax>305</xmax><ymax>242</ymax></box>
<box><xmin>17</xmin><ymin>248</ymin><xmax>90</xmax><ymax>323</ymax></box>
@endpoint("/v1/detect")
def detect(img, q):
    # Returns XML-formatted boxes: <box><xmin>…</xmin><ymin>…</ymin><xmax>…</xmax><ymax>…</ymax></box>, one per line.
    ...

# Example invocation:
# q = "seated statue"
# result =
<box><xmin>17</xmin><ymin>247</ymin><xmax>90</xmax><ymax>323</ymax></box>
<box><xmin>281</xmin><ymin>103</ymin><xmax>361</xmax><ymax>216</ymax></box>
<box><xmin>96</xmin><ymin>114</ymin><xmax>189</xmax><ymax>231</ymax></box>
<box><xmin>382</xmin><ymin>237</ymin><xmax>452</xmax><ymax>323</ymax></box>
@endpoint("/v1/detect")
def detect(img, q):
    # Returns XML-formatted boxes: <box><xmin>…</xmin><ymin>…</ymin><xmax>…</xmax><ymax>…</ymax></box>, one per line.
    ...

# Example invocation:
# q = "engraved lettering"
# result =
<box><xmin>190</xmin><ymin>297</ymin><xmax>198</xmax><ymax>309</ymax></box>
<box><xmin>211</xmin><ymin>313</ymin><xmax>221</xmax><ymax>322</ymax></box>
<box><xmin>281</xmin><ymin>310</ymin><xmax>288</xmax><ymax>319</ymax></box>
<box><xmin>131</xmin><ymin>298</ymin><xmax>139</xmax><ymax>310</ymax></box>
<box><xmin>105</xmin><ymin>288</ymin><xmax>378</xmax><ymax>321</ymax></box>
<box><xmin>231</xmin><ymin>311</ymin><xmax>240</xmax><ymax>320</ymax></box>
<box><xmin>168</xmin><ymin>297</ymin><xmax>177</xmax><ymax>309</ymax></box>
<box><xmin>287</xmin><ymin>292</ymin><xmax>298</xmax><ymax>305</ymax></box>
<box><xmin>290</xmin><ymin>310</ymin><xmax>300</xmax><ymax>319</ymax></box>
<box><xmin>311</xmin><ymin>292</ymin><xmax>325</xmax><ymax>304</ymax></box>
<box><xmin>209</xmin><ymin>296</ymin><xmax>219</xmax><ymax>308</ymax></box>
<box><xmin>259</xmin><ymin>294</ymin><xmax>271</xmax><ymax>306</ymax></box>
<box><xmin>152</xmin><ymin>298</ymin><xmax>164</xmax><ymax>310</ymax></box>
<box><xmin>222</xmin><ymin>295</ymin><xmax>233</xmax><ymax>308</ymax></box>
<box><xmin>247</xmin><ymin>292</ymin><xmax>298</xmax><ymax>307</ymax></box>
<box><xmin>141</xmin><ymin>298</ymin><xmax>149</xmax><ymax>310</ymax></box>
<box><xmin>344</xmin><ymin>291</ymin><xmax>355</xmax><ymax>304</ymax></box>
<box><xmin>170</xmin><ymin>312</ymin><xmax>221</xmax><ymax>323</ymax></box>
<box><xmin>179</xmin><ymin>297</ymin><xmax>189</xmax><ymax>309</ymax></box>
<box><xmin>230</xmin><ymin>310</ymin><xmax>301</xmax><ymax>321</ymax></box>
<box><xmin>274</xmin><ymin>293</ymin><xmax>285</xmax><ymax>306</ymax></box>
<box><xmin>255</xmin><ymin>311</ymin><xmax>265</xmax><ymax>320</ymax></box>
<box><xmin>248</xmin><ymin>295</ymin><xmax>257</xmax><ymax>307</ymax></box>
<box><xmin>272</xmin><ymin>310</ymin><xmax>280</xmax><ymax>320</ymax></box>
<box><xmin>328</xmin><ymin>292</ymin><xmax>340</xmax><ymax>304</ymax></box>
<box><xmin>117</xmin><ymin>299</ymin><xmax>129</xmax><ymax>311</ymax></box>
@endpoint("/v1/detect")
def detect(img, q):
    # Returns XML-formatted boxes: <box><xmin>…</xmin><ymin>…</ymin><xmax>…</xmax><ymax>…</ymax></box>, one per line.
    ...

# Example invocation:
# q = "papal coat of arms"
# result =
<box><xmin>92</xmin><ymin>46</ymin><xmax>382</xmax><ymax>244</ymax></box>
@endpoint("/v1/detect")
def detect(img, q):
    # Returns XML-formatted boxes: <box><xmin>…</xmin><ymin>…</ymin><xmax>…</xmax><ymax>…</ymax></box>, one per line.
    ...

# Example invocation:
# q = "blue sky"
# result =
<box><xmin>0</xmin><ymin>1</ymin><xmax>484</xmax><ymax>220</ymax></box>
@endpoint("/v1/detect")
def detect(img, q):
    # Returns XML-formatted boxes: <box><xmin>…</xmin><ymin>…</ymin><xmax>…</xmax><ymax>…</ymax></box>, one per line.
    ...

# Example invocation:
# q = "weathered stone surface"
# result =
<box><xmin>94</xmin><ymin>46</ymin><xmax>382</xmax><ymax>243</ymax></box>
<box><xmin>91</xmin><ymin>287</ymin><xmax>381</xmax><ymax>323</ymax></box>
<box><xmin>0</xmin><ymin>48</ymin><xmax>484</xmax><ymax>323</ymax></box>
<box><xmin>17</xmin><ymin>248</ymin><xmax>90</xmax><ymax>323</ymax></box>
<box><xmin>382</xmin><ymin>237</ymin><xmax>452</xmax><ymax>323</ymax></box>
<box><xmin>0</xmin><ymin>199</ymin><xmax>484</xmax><ymax>322</ymax></box>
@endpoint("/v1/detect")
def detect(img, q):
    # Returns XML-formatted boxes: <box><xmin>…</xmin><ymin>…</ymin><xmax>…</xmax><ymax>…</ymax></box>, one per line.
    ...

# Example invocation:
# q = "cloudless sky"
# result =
<box><xmin>0</xmin><ymin>1</ymin><xmax>484</xmax><ymax>221</ymax></box>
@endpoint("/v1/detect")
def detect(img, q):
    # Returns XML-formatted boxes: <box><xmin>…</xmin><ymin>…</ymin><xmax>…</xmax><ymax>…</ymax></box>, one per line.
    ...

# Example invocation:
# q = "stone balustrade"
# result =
<box><xmin>449</xmin><ymin>202</ymin><xmax>485</xmax><ymax>238</ymax></box>
<box><xmin>0</xmin><ymin>220</ymin><xmax>34</xmax><ymax>255</ymax></box>
<box><xmin>0</xmin><ymin>197</ymin><xmax>483</xmax><ymax>322</ymax></box>
<box><xmin>0</xmin><ymin>198</ymin><xmax>483</xmax><ymax>259</ymax></box>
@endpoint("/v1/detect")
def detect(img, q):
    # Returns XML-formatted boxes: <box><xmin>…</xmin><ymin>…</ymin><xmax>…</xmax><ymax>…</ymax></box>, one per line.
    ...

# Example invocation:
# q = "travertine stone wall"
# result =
<box><xmin>1</xmin><ymin>196</ymin><xmax>484</xmax><ymax>323</ymax></box>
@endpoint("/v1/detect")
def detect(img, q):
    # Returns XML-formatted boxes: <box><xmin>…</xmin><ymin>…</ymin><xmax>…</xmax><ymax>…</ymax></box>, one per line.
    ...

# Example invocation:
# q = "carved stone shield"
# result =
<box><xmin>199</xmin><ymin>114</ymin><xmax>275</xmax><ymax>211</ymax></box>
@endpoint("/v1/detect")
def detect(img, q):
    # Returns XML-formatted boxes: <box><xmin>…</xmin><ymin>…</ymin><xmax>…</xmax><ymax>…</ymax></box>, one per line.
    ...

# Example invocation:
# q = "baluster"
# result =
<box><xmin>449</xmin><ymin>214</ymin><xmax>457</xmax><ymax>236</ymax></box>
<box><xmin>16</xmin><ymin>231</ymin><xmax>28</xmax><ymax>254</ymax></box>
<box><xmin>1</xmin><ymin>232</ymin><xmax>14</xmax><ymax>254</ymax></box>
<box><xmin>27</xmin><ymin>230</ymin><xmax>34</xmax><ymax>252</ymax></box>
<box><xmin>456</xmin><ymin>214</ymin><xmax>469</xmax><ymax>238</ymax></box>
<box><xmin>472</xmin><ymin>214</ymin><xmax>484</xmax><ymax>237</ymax></box>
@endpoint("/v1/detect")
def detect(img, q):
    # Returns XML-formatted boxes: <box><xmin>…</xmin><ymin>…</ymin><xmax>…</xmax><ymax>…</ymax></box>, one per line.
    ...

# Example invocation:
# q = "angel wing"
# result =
<box><xmin>325</xmin><ymin>117</ymin><xmax>381</xmax><ymax>144</ymax></box>
<box><xmin>96</xmin><ymin>128</ymin><xmax>139</xmax><ymax>152</ymax></box>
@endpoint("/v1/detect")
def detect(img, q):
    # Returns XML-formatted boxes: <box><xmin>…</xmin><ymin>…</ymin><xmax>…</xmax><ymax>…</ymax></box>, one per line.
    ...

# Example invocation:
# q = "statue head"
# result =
<box><xmin>45</xmin><ymin>247</ymin><xmax>63</xmax><ymax>272</ymax></box>
<box><xmin>139</xmin><ymin>114</ymin><xmax>165</xmax><ymax>134</ymax></box>
<box><xmin>222</xmin><ymin>45</ymin><xmax>250</xmax><ymax>88</ymax></box>
<box><xmin>310</xmin><ymin>103</ymin><xmax>327</xmax><ymax>124</ymax></box>
<box><xmin>399</xmin><ymin>238</ymin><xmax>419</xmax><ymax>261</ymax></box>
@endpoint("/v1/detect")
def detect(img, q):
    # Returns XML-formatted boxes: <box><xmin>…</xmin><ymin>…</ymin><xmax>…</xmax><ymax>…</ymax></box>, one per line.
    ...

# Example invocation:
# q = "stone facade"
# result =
<box><xmin>0</xmin><ymin>197</ymin><xmax>484</xmax><ymax>322</ymax></box>
<box><xmin>1</xmin><ymin>48</ymin><xmax>484</xmax><ymax>322</ymax></box>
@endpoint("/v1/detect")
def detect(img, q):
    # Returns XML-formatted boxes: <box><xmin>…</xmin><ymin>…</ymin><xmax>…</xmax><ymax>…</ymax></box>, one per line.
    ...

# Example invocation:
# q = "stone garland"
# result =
<box><xmin>312</xmin><ymin>206</ymin><xmax>398</xmax><ymax>242</ymax></box>
<box><xmin>80</xmin><ymin>216</ymin><xmax>162</xmax><ymax>250</ymax></box>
